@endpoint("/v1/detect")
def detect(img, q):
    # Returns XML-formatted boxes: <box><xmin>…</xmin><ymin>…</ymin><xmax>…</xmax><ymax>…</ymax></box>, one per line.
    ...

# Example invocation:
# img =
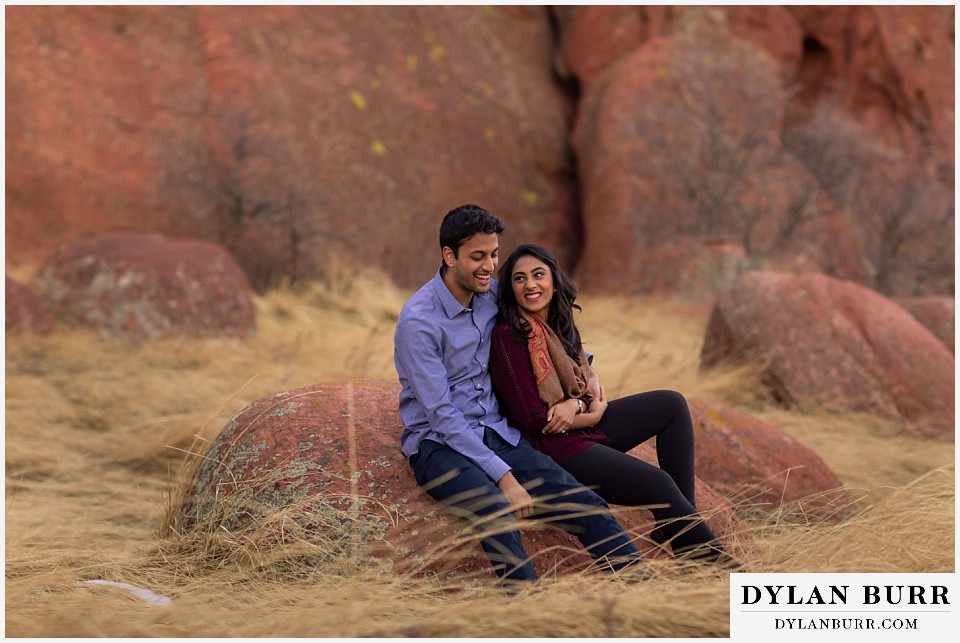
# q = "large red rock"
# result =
<box><xmin>560</xmin><ymin>6</ymin><xmax>952</xmax><ymax>299</ymax></box>
<box><xmin>725</xmin><ymin>6</ymin><xmax>805</xmax><ymax>84</ymax></box>
<box><xmin>689</xmin><ymin>399</ymin><xmax>856</xmax><ymax>521</ymax></box>
<box><xmin>700</xmin><ymin>271</ymin><xmax>954</xmax><ymax>438</ymax></box>
<box><xmin>570</xmin><ymin>10</ymin><xmax>816</xmax><ymax>300</ymax></box>
<box><xmin>555</xmin><ymin>6</ymin><xmax>803</xmax><ymax>90</ymax></box>
<box><xmin>786</xmin><ymin>5</ymin><xmax>954</xmax><ymax>163</ymax></box>
<box><xmin>5</xmin><ymin>6</ymin><xmax>575</xmax><ymax>290</ymax></box>
<box><xmin>895</xmin><ymin>296</ymin><xmax>954</xmax><ymax>354</ymax></box>
<box><xmin>552</xmin><ymin>6</ymin><xmax>652</xmax><ymax>89</ymax></box>
<box><xmin>7</xmin><ymin>6</ymin><xmax>951</xmax><ymax>300</ymax></box>
<box><xmin>5</xmin><ymin>276</ymin><xmax>55</xmax><ymax>335</ymax></box>
<box><xmin>36</xmin><ymin>232</ymin><xmax>255</xmax><ymax>340</ymax></box>
<box><xmin>173</xmin><ymin>379</ymin><xmax>748</xmax><ymax>581</ymax></box>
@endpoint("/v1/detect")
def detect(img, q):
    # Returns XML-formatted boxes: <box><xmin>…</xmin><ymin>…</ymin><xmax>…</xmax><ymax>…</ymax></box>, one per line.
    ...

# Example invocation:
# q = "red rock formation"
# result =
<box><xmin>689</xmin><ymin>399</ymin><xmax>856</xmax><ymax>521</ymax></box>
<box><xmin>559</xmin><ymin>5</ymin><xmax>952</xmax><ymax>299</ymax></box>
<box><xmin>553</xmin><ymin>5</ymin><xmax>652</xmax><ymax>89</ymax></box>
<box><xmin>5</xmin><ymin>276</ymin><xmax>55</xmax><ymax>335</ymax></box>
<box><xmin>700</xmin><ymin>271</ymin><xmax>954</xmax><ymax>438</ymax></box>
<box><xmin>786</xmin><ymin>5</ymin><xmax>954</xmax><ymax>161</ymax></box>
<box><xmin>174</xmin><ymin>379</ymin><xmax>748</xmax><ymax>581</ymax></box>
<box><xmin>895</xmin><ymin>296</ymin><xmax>955</xmax><ymax>354</ymax></box>
<box><xmin>35</xmin><ymin>232</ymin><xmax>255</xmax><ymax>340</ymax></box>
<box><xmin>555</xmin><ymin>6</ymin><xmax>804</xmax><ymax>89</ymax></box>
<box><xmin>5</xmin><ymin>5</ymin><xmax>575</xmax><ymax>290</ymax></box>
<box><xmin>726</xmin><ymin>6</ymin><xmax>805</xmax><ymax>84</ymax></box>
<box><xmin>6</xmin><ymin>6</ymin><xmax>952</xmax><ymax>299</ymax></box>
<box><xmin>570</xmin><ymin>10</ymin><xmax>815</xmax><ymax>300</ymax></box>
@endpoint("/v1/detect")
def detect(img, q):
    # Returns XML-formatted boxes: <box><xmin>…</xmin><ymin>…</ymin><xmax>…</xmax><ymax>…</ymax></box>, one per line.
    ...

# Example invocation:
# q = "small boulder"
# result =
<box><xmin>5</xmin><ymin>276</ymin><xmax>55</xmax><ymax>335</ymax></box>
<box><xmin>689</xmin><ymin>399</ymin><xmax>856</xmax><ymax>521</ymax></box>
<box><xmin>701</xmin><ymin>271</ymin><xmax>954</xmax><ymax>438</ymax></box>
<box><xmin>173</xmin><ymin>379</ymin><xmax>748</xmax><ymax>581</ymax></box>
<box><xmin>36</xmin><ymin>232</ymin><xmax>255</xmax><ymax>340</ymax></box>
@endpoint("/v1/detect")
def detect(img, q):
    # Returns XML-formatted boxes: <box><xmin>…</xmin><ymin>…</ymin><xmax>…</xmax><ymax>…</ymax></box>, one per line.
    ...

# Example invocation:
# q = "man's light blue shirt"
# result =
<box><xmin>394</xmin><ymin>270</ymin><xmax>521</xmax><ymax>482</ymax></box>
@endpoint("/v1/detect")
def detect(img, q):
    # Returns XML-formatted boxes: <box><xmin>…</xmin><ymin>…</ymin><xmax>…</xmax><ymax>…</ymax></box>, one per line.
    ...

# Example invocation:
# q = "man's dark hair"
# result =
<box><xmin>439</xmin><ymin>204</ymin><xmax>504</xmax><ymax>267</ymax></box>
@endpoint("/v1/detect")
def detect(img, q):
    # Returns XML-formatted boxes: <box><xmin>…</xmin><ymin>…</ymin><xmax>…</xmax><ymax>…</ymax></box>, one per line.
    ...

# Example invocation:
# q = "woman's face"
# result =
<box><xmin>510</xmin><ymin>254</ymin><xmax>554</xmax><ymax>322</ymax></box>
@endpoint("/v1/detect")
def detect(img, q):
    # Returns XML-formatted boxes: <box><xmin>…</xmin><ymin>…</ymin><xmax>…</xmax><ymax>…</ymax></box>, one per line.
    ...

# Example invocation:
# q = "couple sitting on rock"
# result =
<box><xmin>393</xmin><ymin>204</ymin><xmax>739</xmax><ymax>584</ymax></box>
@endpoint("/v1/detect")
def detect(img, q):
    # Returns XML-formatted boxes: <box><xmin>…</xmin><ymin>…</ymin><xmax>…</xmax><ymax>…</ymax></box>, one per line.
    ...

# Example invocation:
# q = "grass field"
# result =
<box><xmin>4</xmin><ymin>274</ymin><xmax>954</xmax><ymax>637</ymax></box>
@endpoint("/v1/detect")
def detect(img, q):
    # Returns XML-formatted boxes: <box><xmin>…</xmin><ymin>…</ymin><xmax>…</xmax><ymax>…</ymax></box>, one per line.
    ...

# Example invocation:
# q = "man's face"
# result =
<box><xmin>443</xmin><ymin>232</ymin><xmax>499</xmax><ymax>306</ymax></box>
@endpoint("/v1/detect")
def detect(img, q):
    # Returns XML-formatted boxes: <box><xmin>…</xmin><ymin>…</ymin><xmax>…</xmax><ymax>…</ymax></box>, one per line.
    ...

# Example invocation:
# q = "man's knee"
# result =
<box><xmin>410</xmin><ymin>459</ymin><xmax>511</xmax><ymax>522</ymax></box>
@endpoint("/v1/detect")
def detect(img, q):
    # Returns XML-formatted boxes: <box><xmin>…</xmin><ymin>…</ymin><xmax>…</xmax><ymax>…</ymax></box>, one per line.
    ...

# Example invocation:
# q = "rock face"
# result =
<box><xmin>174</xmin><ymin>379</ymin><xmax>748</xmax><ymax>581</ymax></box>
<box><xmin>5</xmin><ymin>6</ymin><xmax>953</xmax><ymax>299</ymax></box>
<box><xmin>700</xmin><ymin>271</ymin><xmax>954</xmax><ymax>438</ymax></box>
<box><xmin>787</xmin><ymin>5</ymin><xmax>954</xmax><ymax>162</ymax></box>
<box><xmin>36</xmin><ymin>232</ymin><xmax>255</xmax><ymax>340</ymax></box>
<box><xmin>5</xmin><ymin>277</ymin><xmax>55</xmax><ymax>335</ymax></box>
<box><xmin>895</xmin><ymin>296</ymin><xmax>955</xmax><ymax>354</ymax></box>
<box><xmin>567</xmin><ymin>9</ymin><xmax>831</xmax><ymax>300</ymax></box>
<box><xmin>557</xmin><ymin>5</ymin><xmax>953</xmax><ymax>299</ymax></box>
<box><xmin>689</xmin><ymin>399</ymin><xmax>855</xmax><ymax>521</ymax></box>
<box><xmin>5</xmin><ymin>5</ymin><xmax>575</xmax><ymax>290</ymax></box>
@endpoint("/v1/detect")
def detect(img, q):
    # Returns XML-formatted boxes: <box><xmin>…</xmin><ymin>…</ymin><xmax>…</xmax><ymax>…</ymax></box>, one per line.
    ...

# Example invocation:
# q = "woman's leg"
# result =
<box><xmin>560</xmin><ymin>442</ymin><xmax>725</xmax><ymax>560</ymax></box>
<box><xmin>486</xmin><ymin>430</ymin><xmax>644</xmax><ymax>573</ymax></box>
<box><xmin>595</xmin><ymin>390</ymin><xmax>697</xmax><ymax>506</ymax></box>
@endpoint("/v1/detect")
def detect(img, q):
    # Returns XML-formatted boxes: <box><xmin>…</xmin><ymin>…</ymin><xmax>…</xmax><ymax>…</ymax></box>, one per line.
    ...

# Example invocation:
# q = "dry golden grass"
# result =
<box><xmin>4</xmin><ymin>274</ymin><xmax>955</xmax><ymax>637</ymax></box>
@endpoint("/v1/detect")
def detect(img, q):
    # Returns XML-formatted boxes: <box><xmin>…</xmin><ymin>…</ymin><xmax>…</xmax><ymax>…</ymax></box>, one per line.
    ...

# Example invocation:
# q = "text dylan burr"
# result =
<box><xmin>741</xmin><ymin>584</ymin><xmax>949</xmax><ymax>606</ymax></box>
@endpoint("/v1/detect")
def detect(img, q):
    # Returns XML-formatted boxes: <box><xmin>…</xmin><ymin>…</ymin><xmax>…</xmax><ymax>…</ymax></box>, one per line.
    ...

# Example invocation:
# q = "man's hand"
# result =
<box><xmin>585</xmin><ymin>367</ymin><xmax>602</xmax><ymax>401</ymax></box>
<box><xmin>497</xmin><ymin>471</ymin><xmax>534</xmax><ymax>519</ymax></box>
<box><xmin>587</xmin><ymin>384</ymin><xmax>608</xmax><ymax>420</ymax></box>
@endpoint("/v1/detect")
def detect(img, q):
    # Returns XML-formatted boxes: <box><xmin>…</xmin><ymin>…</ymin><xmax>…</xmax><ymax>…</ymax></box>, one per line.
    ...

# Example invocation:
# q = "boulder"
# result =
<box><xmin>701</xmin><ymin>271</ymin><xmax>954</xmax><ymax>438</ymax></box>
<box><xmin>569</xmin><ymin>9</ymin><xmax>819</xmax><ymax>301</ymax></box>
<box><xmin>558</xmin><ymin>5</ymin><xmax>953</xmax><ymax>299</ymax></box>
<box><xmin>787</xmin><ymin>5</ymin><xmax>954</xmax><ymax>163</ymax></box>
<box><xmin>553</xmin><ymin>5</ymin><xmax>651</xmax><ymax>90</ymax></box>
<box><xmin>174</xmin><ymin>379</ymin><xmax>748</xmax><ymax>581</ymax></box>
<box><xmin>689</xmin><ymin>399</ymin><xmax>856</xmax><ymax>521</ymax></box>
<box><xmin>895</xmin><ymin>296</ymin><xmax>954</xmax><ymax>354</ymax></box>
<box><xmin>5</xmin><ymin>5</ymin><xmax>575</xmax><ymax>289</ymax></box>
<box><xmin>555</xmin><ymin>5</ymin><xmax>803</xmax><ymax>90</ymax></box>
<box><xmin>5</xmin><ymin>276</ymin><xmax>55</xmax><ymax>335</ymax></box>
<box><xmin>36</xmin><ymin>232</ymin><xmax>255</xmax><ymax>340</ymax></box>
<box><xmin>6</xmin><ymin>6</ymin><xmax>952</xmax><ymax>299</ymax></box>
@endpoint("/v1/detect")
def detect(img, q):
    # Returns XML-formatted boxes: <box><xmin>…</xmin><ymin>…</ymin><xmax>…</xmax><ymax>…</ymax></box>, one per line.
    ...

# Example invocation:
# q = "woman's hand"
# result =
<box><xmin>543</xmin><ymin>398</ymin><xmax>580</xmax><ymax>434</ymax></box>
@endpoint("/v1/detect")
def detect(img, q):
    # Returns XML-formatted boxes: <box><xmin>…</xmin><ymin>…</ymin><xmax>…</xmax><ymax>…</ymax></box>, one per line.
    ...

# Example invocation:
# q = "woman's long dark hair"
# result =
<box><xmin>497</xmin><ymin>244</ymin><xmax>583</xmax><ymax>362</ymax></box>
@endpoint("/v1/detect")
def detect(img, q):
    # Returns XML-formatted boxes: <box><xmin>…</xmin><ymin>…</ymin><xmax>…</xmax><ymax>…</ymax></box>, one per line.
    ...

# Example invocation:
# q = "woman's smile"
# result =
<box><xmin>511</xmin><ymin>255</ymin><xmax>554</xmax><ymax>321</ymax></box>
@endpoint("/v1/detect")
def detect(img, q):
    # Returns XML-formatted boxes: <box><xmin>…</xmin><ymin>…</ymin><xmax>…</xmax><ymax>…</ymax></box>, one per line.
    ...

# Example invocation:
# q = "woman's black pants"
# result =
<box><xmin>560</xmin><ymin>389</ymin><xmax>727</xmax><ymax>560</ymax></box>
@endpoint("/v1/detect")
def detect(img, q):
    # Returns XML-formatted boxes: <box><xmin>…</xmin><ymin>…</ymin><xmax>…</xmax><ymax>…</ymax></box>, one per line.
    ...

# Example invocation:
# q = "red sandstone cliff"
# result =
<box><xmin>6</xmin><ymin>6</ymin><xmax>953</xmax><ymax>298</ymax></box>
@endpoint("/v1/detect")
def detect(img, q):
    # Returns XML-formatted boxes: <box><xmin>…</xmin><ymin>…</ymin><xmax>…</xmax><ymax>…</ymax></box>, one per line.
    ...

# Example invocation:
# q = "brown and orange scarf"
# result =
<box><xmin>522</xmin><ymin>311</ymin><xmax>593</xmax><ymax>407</ymax></box>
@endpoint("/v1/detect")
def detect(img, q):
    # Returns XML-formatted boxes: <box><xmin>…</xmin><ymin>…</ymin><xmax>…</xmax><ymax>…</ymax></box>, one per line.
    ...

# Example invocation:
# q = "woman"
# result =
<box><xmin>489</xmin><ymin>243</ymin><xmax>737</xmax><ymax>568</ymax></box>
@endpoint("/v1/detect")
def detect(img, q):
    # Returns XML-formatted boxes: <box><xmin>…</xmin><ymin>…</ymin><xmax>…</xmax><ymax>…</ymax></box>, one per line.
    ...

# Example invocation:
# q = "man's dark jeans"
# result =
<box><xmin>409</xmin><ymin>428</ymin><xmax>642</xmax><ymax>582</ymax></box>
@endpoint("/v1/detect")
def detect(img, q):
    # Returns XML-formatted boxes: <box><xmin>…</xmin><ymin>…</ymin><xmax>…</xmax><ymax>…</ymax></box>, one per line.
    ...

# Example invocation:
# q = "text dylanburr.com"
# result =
<box><xmin>730</xmin><ymin>573</ymin><xmax>957</xmax><ymax>640</ymax></box>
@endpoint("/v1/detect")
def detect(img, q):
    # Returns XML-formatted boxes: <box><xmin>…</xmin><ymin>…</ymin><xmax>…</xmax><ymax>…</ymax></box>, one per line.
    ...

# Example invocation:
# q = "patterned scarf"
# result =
<box><xmin>522</xmin><ymin>311</ymin><xmax>592</xmax><ymax>407</ymax></box>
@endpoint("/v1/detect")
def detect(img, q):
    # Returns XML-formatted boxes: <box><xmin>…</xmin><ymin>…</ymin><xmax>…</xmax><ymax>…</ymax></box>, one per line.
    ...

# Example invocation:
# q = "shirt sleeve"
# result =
<box><xmin>394</xmin><ymin>314</ymin><xmax>511</xmax><ymax>482</ymax></box>
<box><xmin>489</xmin><ymin>324</ymin><xmax>550</xmax><ymax>438</ymax></box>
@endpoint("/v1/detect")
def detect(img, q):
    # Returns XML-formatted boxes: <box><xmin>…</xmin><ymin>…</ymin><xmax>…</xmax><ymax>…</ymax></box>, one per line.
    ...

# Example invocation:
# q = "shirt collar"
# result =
<box><xmin>431</xmin><ymin>269</ymin><xmax>495</xmax><ymax>319</ymax></box>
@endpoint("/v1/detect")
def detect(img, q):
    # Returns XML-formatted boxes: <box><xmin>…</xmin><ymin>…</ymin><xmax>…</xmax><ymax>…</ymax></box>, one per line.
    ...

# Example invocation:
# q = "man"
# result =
<box><xmin>393</xmin><ymin>203</ymin><xmax>644</xmax><ymax>583</ymax></box>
